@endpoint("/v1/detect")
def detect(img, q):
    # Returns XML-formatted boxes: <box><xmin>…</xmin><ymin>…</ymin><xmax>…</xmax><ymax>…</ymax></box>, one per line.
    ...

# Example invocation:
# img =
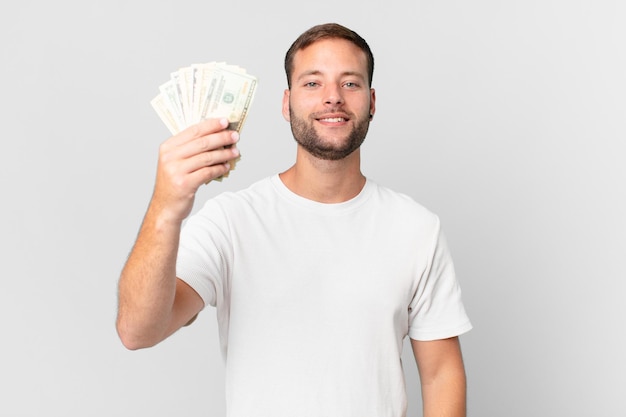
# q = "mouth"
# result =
<box><xmin>315</xmin><ymin>113</ymin><xmax>350</xmax><ymax>125</ymax></box>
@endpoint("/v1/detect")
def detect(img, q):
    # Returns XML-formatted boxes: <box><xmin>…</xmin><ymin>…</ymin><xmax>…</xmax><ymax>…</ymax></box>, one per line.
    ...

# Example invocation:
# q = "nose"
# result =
<box><xmin>324</xmin><ymin>84</ymin><xmax>344</xmax><ymax>106</ymax></box>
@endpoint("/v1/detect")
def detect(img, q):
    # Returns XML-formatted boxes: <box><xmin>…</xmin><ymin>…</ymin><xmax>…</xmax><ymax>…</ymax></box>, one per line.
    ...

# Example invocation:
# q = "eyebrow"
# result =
<box><xmin>296</xmin><ymin>70</ymin><xmax>366</xmax><ymax>82</ymax></box>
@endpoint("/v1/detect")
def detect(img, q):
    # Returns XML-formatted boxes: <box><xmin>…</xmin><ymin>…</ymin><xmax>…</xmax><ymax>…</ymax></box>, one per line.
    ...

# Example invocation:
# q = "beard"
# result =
<box><xmin>289</xmin><ymin>107</ymin><xmax>370</xmax><ymax>161</ymax></box>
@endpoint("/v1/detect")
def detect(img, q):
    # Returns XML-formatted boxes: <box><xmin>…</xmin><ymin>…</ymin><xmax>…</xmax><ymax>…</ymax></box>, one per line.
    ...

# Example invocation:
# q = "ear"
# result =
<box><xmin>282</xmin><ymin>89</ymin><xmax>291</xmax><ymax>122</ymax></box>
<box><xmin>369</xmin><ymin>88</ymin><xmax>376</xmax><ymax>119</ymax></box>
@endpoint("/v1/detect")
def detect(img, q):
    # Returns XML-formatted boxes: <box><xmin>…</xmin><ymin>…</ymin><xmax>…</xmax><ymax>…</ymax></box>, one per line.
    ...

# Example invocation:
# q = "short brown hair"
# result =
<box><xmin>284</xmin><ymin>23</ymin><xmax>375</xmax><ymax>88</ymax></box>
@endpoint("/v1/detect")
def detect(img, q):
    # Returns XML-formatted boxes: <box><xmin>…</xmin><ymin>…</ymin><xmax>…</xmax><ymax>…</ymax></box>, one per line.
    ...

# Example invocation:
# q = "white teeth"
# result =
<box><xmin>321</xmin><ymin>117</ymin><xmax>345</xmax><ymax>122</ymax></box>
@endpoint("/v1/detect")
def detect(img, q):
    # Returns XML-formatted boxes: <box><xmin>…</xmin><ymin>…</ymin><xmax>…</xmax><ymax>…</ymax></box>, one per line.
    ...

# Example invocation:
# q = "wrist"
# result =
<box><xmin>144</xmin><ymin>201</ymin><xmax>186</xmax><ymax>234</ymax></box>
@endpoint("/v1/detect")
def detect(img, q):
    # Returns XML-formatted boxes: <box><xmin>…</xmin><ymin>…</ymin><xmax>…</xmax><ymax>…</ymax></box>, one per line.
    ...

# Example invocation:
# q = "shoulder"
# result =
<box><xmin>204</xmin><ymin>176</ymin><xmax>275</xmax><ymax>207</ymax></box>
<box><xmin>189</xmin><ymin>176</ymin><xmax>278</xmax><ymax>224</ymax></box>
<box><xmin>368</xmin><ymin>181</ymin><xmax>440</xmax><ymax>227</ymax></box>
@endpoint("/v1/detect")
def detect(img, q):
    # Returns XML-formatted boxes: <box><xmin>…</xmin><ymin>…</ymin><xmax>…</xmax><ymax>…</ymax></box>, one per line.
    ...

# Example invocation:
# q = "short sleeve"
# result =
<box><xmin>176</xmin><ymin>200</ymin><xmax>233</xmax><ymax>309</ymax></box>
<box><xmin>408</xmin><ymin>222</ymin><xmax>472</xmax><ymax>341</ymax></box>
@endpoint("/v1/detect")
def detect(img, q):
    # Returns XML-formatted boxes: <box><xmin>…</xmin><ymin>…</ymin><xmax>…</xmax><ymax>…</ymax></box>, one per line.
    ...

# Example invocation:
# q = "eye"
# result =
<box><xmin>343</xmin><ymin>81</ymin><xmax>359</xmax><ymax>88</ymax></box>
<box><xmin>304</xmin><ymin>81</ymin><xmax>319</xmax><ymax>88</ymax></box>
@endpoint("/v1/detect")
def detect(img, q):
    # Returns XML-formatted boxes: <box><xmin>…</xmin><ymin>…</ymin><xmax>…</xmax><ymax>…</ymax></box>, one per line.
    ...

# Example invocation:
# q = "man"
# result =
<box><xmin>117</xmin><ymin>23</ymin><xmax>472</xmax><ymax>417</ymax></box>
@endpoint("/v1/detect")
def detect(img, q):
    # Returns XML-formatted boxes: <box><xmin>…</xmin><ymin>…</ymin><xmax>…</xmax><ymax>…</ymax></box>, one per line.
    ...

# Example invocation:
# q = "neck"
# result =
<box><xmin>279</xmin><ymin>147</ymin><xmax>366</xmax><ymax>203</ymax></box>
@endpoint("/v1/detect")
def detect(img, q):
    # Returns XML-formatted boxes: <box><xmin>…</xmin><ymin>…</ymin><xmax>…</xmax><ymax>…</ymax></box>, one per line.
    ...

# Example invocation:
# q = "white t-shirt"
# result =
<box><xmin>177</xmin><ymin>175</ymin><xmax>472</xmax><ymax>417</ymax></box>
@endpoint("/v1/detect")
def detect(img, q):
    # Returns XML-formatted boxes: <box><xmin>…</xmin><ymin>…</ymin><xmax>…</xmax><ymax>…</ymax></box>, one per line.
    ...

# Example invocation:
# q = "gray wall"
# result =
<box><xmin>2</xmin><ymin>0</ymin><xmax>624</xmax><ymax>415</ymax></box>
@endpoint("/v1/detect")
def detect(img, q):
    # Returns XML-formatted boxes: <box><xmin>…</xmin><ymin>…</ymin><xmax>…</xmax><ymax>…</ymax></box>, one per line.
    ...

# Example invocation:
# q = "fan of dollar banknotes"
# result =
<box><xmin>151</xmin><ymin>62</ymin><xmax>258</xmax><ymax>178</ymax></box>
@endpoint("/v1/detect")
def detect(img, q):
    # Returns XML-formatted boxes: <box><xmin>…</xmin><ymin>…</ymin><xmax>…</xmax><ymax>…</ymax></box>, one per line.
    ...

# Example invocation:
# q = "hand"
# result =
<box><xmin>151</xmin><ymin>118</ymin><xmax>240</xmax><ymax>223</ymax></box>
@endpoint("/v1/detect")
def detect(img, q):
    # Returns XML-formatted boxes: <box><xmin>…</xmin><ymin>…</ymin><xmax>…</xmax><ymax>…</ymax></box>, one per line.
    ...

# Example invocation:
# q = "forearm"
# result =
<box><xmin>116</xmin><ymin>118</ymin><xmax>238</xmax><ymax>349</ymax></box>
<box><xmin>116</xmin><ymin>204</ymin><xmax>182</xmax><ymax>349</ymax></box>
<box><xmin>421</xmin><ymin>364</ymin><xmax>467</xmax><ymax>417</ymax></box>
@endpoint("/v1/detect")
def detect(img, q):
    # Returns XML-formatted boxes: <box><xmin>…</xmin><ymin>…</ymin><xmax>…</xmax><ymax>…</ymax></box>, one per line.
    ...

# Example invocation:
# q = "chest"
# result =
<box><xmin>228</xmin><ymin>210</ymin><xmax>427</xmax><ymax>335</ymax></box>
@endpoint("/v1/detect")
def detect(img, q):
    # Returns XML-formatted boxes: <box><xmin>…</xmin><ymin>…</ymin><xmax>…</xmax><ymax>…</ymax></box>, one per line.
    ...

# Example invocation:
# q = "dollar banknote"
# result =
<box><xmin>151</xmin><ymin>62</ymin><xmax>258</xmax><ymax>179</ymax></box>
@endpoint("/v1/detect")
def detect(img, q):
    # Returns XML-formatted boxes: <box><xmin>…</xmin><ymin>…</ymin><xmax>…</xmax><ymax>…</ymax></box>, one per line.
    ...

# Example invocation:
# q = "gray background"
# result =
<box><xmin>1</xmin><ymin>0</ymin><xmax>624</xmax><ymax>416</ymax></box>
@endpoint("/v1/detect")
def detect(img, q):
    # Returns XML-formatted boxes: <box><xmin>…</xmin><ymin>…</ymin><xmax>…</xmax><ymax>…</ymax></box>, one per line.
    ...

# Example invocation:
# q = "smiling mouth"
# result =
<box><xmin>319</xmin><ymin>117</ymin><xmax>347</xmax><ymax>123</ymax></box>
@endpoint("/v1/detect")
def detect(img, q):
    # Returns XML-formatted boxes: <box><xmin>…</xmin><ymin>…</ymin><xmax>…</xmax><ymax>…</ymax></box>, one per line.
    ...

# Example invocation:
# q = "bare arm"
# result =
<box><xmin>116</xmin><ymin>118</ymin><xmax>240</xmax><ymax>350</ymax></box>
<box><xmin>411</xmin><ymin>336</ymin><xmax>467</xmax><ymax>417</ymax></box>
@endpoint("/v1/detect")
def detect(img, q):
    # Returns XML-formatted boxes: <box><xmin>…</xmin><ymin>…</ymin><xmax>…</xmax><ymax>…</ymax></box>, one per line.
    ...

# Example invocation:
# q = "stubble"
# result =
<box><xmin>289</xmin><ymin>107</ymin><xmax>370</xmax><ymax>161</ymax></box>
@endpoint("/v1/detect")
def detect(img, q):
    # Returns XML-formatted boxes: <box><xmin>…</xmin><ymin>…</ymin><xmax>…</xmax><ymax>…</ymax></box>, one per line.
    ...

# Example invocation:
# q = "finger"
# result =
<box><xmin>177</xmin><ymin>130</ymin><xmax>239</xmax><ymax>161</ymax></box>
<box><xmin>181</xmin><ymin>146</ymin><xmax>240</xmax><ymax>174</ymax></box>
<box><xmin>167</xmin><ymin>118</ymin><xmax>230</xmax><ymax>148</ymax></box>
<box><xmin>188</xmin><ymin>162</ymin><xmax>232</xmax><ymax>186</ymax></box>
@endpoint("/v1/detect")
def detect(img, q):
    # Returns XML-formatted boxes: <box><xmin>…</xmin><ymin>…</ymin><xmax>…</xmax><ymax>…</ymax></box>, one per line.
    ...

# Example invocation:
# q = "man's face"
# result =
<box><xmin>282</xmin><ymin>38</ymin><xmax>376</xmax><ymax>161</ymax></box>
